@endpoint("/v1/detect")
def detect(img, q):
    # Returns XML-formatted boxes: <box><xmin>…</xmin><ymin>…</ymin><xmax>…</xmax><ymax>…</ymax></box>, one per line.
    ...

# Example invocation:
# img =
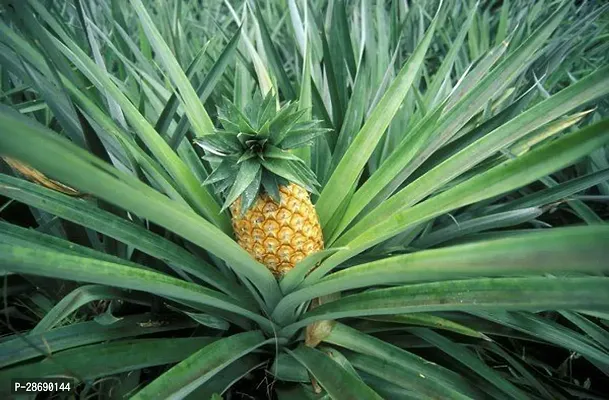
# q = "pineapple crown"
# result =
<box><xmin>194</xmin><ymin>93</ymin><xmax>330</xmax><ymax>215</ymax></box>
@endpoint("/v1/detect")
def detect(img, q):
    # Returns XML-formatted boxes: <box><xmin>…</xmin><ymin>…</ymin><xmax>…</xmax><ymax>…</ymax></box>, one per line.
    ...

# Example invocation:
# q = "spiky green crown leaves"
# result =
<box><xmin>194</xmin><ymin>94</ymin><xmax>330</xmax><ymax>214</ymax></box>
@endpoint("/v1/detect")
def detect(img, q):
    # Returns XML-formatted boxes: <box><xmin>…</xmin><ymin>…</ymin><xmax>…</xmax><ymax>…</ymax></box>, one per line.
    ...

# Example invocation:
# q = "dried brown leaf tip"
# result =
<box><xmin>2</xmin><ymin>156</ymin><xmax>82</xmax><ymax>197</ymax></box>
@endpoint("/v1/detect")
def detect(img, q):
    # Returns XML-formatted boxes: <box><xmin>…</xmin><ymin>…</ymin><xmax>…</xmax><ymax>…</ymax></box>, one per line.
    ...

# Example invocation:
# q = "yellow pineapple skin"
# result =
<box><xmin>230</xmin><ymin>184</ymin><xmax>324</xmax><ymax>277</ymax></box>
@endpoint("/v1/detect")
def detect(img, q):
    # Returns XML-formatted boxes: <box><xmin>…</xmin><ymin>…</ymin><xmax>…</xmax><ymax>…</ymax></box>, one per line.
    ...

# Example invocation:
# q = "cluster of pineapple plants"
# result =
<box><xmin>1</xmin><ymin>0</ymin><xmax>609</xmax><ymax>398</ymax></box>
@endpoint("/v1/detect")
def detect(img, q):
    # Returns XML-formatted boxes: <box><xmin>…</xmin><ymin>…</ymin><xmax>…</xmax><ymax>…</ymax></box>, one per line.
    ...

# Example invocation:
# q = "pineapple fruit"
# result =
<box><xmin>231</xmin><ymin>184</ymin><xmax>323</xmax><ymax>276</ymax></box>
<box><xmin>195</xmin><ymin>94</ymin><xmax>328</xmax><ymax>277</ymax></box>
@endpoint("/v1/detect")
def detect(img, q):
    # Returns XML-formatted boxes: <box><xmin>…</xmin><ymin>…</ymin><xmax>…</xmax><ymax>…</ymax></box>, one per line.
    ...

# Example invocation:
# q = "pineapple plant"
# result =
<box><xmin>194</xmin><ymin>96</ymin><xmax>327</xmax><ymax>276</ymax></box>
<box><xmin>1</xmin><ymin>0</ymin><xmax>609</xmax><ymax>399</ymax></box>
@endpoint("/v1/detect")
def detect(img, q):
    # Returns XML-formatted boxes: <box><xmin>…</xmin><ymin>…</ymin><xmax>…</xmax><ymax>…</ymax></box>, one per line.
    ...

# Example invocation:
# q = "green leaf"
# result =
<box><xmin>323</xmin><ymin>323</ymin><xmax>478</xmax><ymax>398</ymax></box>
<box><xmin>281</xmin><ymin>277</ymin><xmax>609</xmax><ymax>337</ymax></box>
<box><xmin>315</xmin><ymin>5</ymin><xmax>440</xmax><ymax>228</ymax></box>
<box><xmin>541</xmin><ymin>175</ymin><xmax>604</xmax><ymax>225</ymax></box>
<box><xmin>444</xmin><ymin>41</ymin><xmax>509</xmax><ymax>111</ymax></box>
<box><xmin>475</xmin><ymin>311</ymin><xmax>609</xmax><ymax>367</ymax></box>
<box><xmin>0</xmin><ymin>220</ymin><xmax>142</xmax><ymax>270</ymax></box>
<box><xmin>360</xmin><ymin>374</ymin><xmax>421</xmax><ymax>400</ymax></box>
<box><xmin>261</xmin><ymin>158</ymin><xmax>316</xmax><ymax>192</ymax></box>
<box><xmin>239</xmin><ymin>166</ymin><xmax>263</xmax><ymax>215</ymax></box>
<box><xmin>482</xmin><ymin>341</ymin><xmax>558</xmax><ymax>399</ymax></box>
<box><xmin>185</xmin><ymin>355</ymin><xmax>263</xmax><ymax>399</ymax></box>
<box><xmin>424</xmin><ymin>2</ymin><xmax>478</xmax><ymax>109</ymax></box>
<box><xmin>0</xmin><ymin>175</ymin><xmax>243</xmax><ymax>301</ymax></box>
<box><xmin>237</xmin><ymin>148</ymin><xmax>257</xmax><ymax>164</ymax></box>
<box><xmin>331</xmin><ymin>5</ymin><xmax>572</xmax><ymax>241</ymax></box>
<box><xmin>286</xmin><ymin>224</ymin><xmax>609</xmax><ymax>313</ymax></box>
<box><xmin>220</xmin><ymin>98</ymin><xmax>256</xmax><ymax>133</ymax></box>
<box><xmin>261</xmin><ymin>171</ymin><xmax>282</xmax><ymax>203</ymax></box>
<box><xmin>363</xmin><ymin>314</ymin><xmax>487</xmax><ymax>339</ymax></box>
<box><xmin>411</xmin><ymin>207</ymin><xmax>542</xmax><ymax>248</ymax></box>
<box><xmin>281</xmin><ymin>125</ymin><xmax>332</xmax><ymax>149</ymax></box>
<box><xmin>270</xmin><ymin>108</ymin><xmax>308</xmax><ymax>144</ymax></box>
<box><xmin>168</xmin><ymin>27</ymin><xmax>242</xmax><ymax>149</ymax></box>
<box><xmin>288</xmin><ymin>346</ymin><xmax>383</xmax><ymax>400</ymax></box>
<box><xmin>280</xmin><ymin>247</ymin><xmax>347</xmax><ymax>294</ymax></box>
<box><xmin>223</xmin><ymin>159</ymin><xmax>261</xmax><ymax>211</ymax></box>
<box><xmin>172</xmin><ymin>308</ymin><xmax>231</xmax><ymax>331</ymax></box>
<box><xmin>318</xmin><ymin>117</ymin><xmax>609</xmax><ymax>281</ymax></box>
<box><xmin>329</xmin><ymin>56</ymin><xmax>370</xmax><ymax>171</ymax></box>
<box><xmin>0</xmin><ymin>245</ymin><xmax>273</xmax><ymax>332</ymax></box>
<box><xmin>132</xmin><ymin>331</ymin><xmax>268</xmax><ymax>399</ymax></box>
<box><xmin>252</xmin><ymin>3</ymin><xmax>296</xmax><ymax>100</ymax></box>
<box><xmin>411</xmin><ymin>328</ymin><xmax>528</xmax><ymax>399</ymax></box>
<box><xmin>332</xmin><ymin>0</ymin><xmax>357</xmax><ymax>79</ymax></box>
<box><xmin>346</xmin><ymin>351</ymin><xmax>473</xmax><ymax>400</ymax></box>
<box><xmin>256</xmin><ymin>92</ymin><xmax>277</xmax><ymax>128</ymax></box>
<box><xmin>31</xmin><ymin>285</ymin><xmax>149</xmax><ymax>334</ymax></box>
<box><xmin>154</xmin><ymin>40</ymin><xmax>210</xmax><ymax>138</ymax></box>
<box><xmin>47</xmin><ymin>32</ymin><xmax>229</xmax><ymax>230</ymax></box>
<box><xmin>294</xmin><ymin>27</ymin><xmax>313</xmax><ymax>165</ymax></box>
<box><xmin>276</xmin><ymin>384</ymin><xmax>330</xmax><ymax>400</ymax></box>
<box><xmin>271</xmin><ymin>353</ymin><xmax>309</xmax><ymax>382</ymax></box>
<box><xmin>194</xmin><ymin>133</ymin><xmax>243</xmax><ymax>155</ymax></box>
<box><xmin>204</xmin><ymin>159</ymin><xmax>239</xmax><ymax>185</ymax></box>
<box><xmin>7</xmin><ymin>2</ymin><xmax>89</xmax><ymax>143</ymax></box>
<box><xmin>76</xmin><ymin>0</ymin><xmax>129</xmax><ymax>130</ymax></box>
<box><xmin>495</xmin><ymin>0</ymin><xmax>510</xmax><ymax>45</ymax></box>
<box><xmin>128</xmin><ymin>0</ymin><xmax>214</xmax><ymax>138</ymax></box>
<box><xmin>318</xmin><ymin>16</ymin><xmax>344</xmax><ymax>133</ymax></box>
<box><xmin>494</xmin><ymin>168</ymin><xmax>609</xmax><ymax>212</ymax></box>
<box><xmin>0</xmin><ymin>337</ymin><xmax>215</xmax><ymax>396</ymax></box>
<box><xmin>406</xmin><ymin>87</ymin><xmax>534</xmax><ymax>187</ymax></box>
<box><xmin>264</xmin><ymin>145</ymin><xmax>301</xmax><ymax>161</ymax></box>
<box><xmin>228</xmin><ymin>4</ymin><xmax>274</xmax><ymax>96</ymax></box>
<box><xmin>560</xmin><ymin>311</ymin><xmax>609</xmax><ymax>351</ymax></box>
<box><xmin>0</xmin><ymin>313</ymin><xmax>196</xmax><ymax>369</ymax></box>
<box><xmin>19</xmin><ymin>60</ymin><xmax>86</xmax><ymax>148</ymax></box>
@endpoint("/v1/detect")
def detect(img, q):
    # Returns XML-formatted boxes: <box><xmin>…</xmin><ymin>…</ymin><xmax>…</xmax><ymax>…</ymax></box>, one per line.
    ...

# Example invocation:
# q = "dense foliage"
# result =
<box><xmin>1</xmin><ymin>0</ymin><xmax>608</xmax><ymax>398</ymax></box>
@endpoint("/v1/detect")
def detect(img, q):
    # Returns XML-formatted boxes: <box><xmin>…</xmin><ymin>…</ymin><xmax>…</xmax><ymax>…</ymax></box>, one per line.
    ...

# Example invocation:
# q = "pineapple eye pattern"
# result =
<box><xmin>231</xmin><ymin>185</ymin><xmax>323</xmax><ymax>276</ymax></box>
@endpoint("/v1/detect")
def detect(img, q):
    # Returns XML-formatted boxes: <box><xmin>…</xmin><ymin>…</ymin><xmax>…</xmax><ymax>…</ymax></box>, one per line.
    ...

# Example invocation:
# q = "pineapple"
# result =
<box><xmin>194</xmin><ymin>94</ymin><xmax>329</xmax><ymax>277</ymax></box>
<box><xmin>230</xmin><ymin>184</ymin><xmax>323</xmax><ymax>276</ymax></box>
